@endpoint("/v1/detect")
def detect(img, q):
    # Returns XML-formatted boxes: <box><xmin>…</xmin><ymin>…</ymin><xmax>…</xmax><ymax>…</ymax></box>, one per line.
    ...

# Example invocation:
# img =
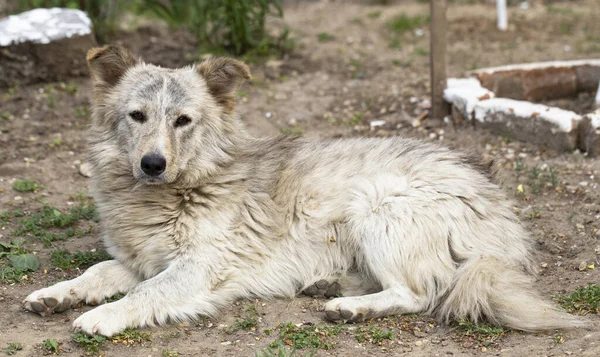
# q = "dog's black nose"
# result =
<box><xmin>140</xmin><ymin>154</ymin><xmax>166</xmax><ymax>177</ymax></box>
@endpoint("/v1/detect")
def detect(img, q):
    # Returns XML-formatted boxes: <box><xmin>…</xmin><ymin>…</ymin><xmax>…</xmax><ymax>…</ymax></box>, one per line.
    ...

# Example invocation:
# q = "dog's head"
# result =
<box><xmin>87</xmin><ymin>45</ymin><xmax>250</xmax><ymax>185</ymax></box>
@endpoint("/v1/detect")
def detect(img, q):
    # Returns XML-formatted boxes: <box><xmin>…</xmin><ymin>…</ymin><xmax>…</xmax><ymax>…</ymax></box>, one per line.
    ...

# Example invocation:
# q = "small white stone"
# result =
<box><xmin>265</xmin><ymin>112</ymin><xmax>272</xmax><ymax>118</ymax></box>
<box><xmin>14</xmin><ymin>196</ymin><xmax>22</xmax><ymax>201</ymax></box>
<box><xmin>78</xmin><ymin>162</ymin><xmax>92</xmax><ymax>178</ymax></box>
<box><xmin>370</xmin><ymin>120</ymin><xmax>386</xmax><ymax>129</ymax></box>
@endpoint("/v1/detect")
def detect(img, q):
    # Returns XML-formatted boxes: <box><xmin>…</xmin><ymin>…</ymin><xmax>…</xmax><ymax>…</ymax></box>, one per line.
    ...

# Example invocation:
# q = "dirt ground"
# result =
<box><xmin>1</xmin><ymin>1</ymin><xmax>600</xmax><ymax>356</ymax></box>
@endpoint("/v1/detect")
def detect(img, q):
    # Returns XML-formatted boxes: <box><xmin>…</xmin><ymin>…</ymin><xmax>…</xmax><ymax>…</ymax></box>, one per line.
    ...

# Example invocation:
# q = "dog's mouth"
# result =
<box><xmin>133</xmin><ymin>171</ymin><xmax>168</xmax><ymax>185</ymax></box>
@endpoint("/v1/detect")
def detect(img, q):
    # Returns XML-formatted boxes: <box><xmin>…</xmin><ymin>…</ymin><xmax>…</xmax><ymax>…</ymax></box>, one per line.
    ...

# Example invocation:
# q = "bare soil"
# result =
<box><xmin>1</xmin><ymin>1</ymin><xmax>599</xmax><ymax>356</ymax></box>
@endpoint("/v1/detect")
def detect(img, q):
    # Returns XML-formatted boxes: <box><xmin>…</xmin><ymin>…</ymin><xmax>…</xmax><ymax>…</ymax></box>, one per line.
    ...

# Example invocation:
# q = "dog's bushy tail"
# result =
<box><xmin>436</xmin><ymin>256</ymin><xmax>586</xmax><ymax>331</ymax></box>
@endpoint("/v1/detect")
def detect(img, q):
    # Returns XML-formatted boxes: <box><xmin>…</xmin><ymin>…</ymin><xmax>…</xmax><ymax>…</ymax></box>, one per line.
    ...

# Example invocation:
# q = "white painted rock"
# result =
<box><xmin>473</xmin><ymin>98</ymin><xmax>582</xmax><ymax>152</ymax></box>
<box><xmin>444</xmin><ymin>77</ymin><xmax>494</xmax><ymax>124</ymax></box>
<box><xmin>0</xmin><ymin>8</ymin><xmax>92</xmax><ymax>46</ymax></box>
<box><xmin>0</xmin><ymin>8</ymin><xmax>96</xmax><ymax>87</ymax></box>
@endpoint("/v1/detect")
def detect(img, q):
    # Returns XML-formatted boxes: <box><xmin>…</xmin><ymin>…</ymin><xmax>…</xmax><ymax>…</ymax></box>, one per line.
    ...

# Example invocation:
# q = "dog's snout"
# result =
<box><xmin>140</xmin><ymin>154</ymin><xmax>166</xmax><ymax>177</ymax></box>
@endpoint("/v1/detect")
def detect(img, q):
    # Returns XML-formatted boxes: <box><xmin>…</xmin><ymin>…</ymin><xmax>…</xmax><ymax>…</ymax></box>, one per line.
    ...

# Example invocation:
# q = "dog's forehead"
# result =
<box><xmin>122</xmin><ymin>65</ymin><xmax>204</xmax><ymax>101</ymax></box>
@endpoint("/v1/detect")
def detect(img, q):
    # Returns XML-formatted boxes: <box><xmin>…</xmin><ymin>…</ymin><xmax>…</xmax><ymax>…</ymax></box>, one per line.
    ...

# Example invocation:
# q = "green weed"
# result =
<box><xmin>12</xmin><ymin>179</ymin><xmax>40</xmax><ymax>193</ymax></box>
<box><xmin>13</xmin><ymin>198</ymin><xmax>98</xmax><ymax>247</ymax></box>
<box><xmin>387</xmin><ymin>13</ymin><xmax>428</xmax><ymax>34</ymax></box>
<box><xmin>354</xmin><ymin>324</ymin><xmax>393</xmax><ymax>344</ymax></box>
<box><xmin>111</xmin><ymin>328</ymin><xmax>152</xmax><ymax>345</ymax></box>
<box><xmin>270</xmin><ymin>323</ymin><xmax>344</xmax><ymax>350</ymax></box>
<box><xmin>43</xmin><ymin>339</ymin><xmax>59</xmax><ymax>354</ymax></box>
<box><xmin>317</xmin><ymin>32</ymin><xmax>334</xmax><ymax>42</ymax></box>
<box><xmin>453</xmin><ymin>319</ymin><xmax>506</xmax><ymax>343</ymax></box>
<box><xmin>50</xmin><ymin>249</ymin><xmax>111</xmax><ymax>270</ymax></box>
<box><xmin>72</xmin><ymin>332</ymin><xmax>106</xmax><ymax>354</ymax></box>
<box><xmin>556</xmin><ymin>284</ymin><xmax>600</xmax><ymax>315</ymax></box>
<box><xmin>2</xmin><ymin>342</ymin><xmax>23</xmax><ymax>355</ymax></box>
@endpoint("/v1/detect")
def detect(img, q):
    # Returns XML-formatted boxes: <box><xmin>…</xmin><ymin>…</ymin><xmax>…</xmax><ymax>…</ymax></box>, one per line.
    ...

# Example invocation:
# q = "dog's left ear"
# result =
<box><xmin>87</xmin><ymin>45</ymin><xmax>138</xmax><ymax>90</ymax></box>
<box><xmin>197</xmin><ymin>57</ymin><xmax>251</xmax><ymax>113</ymax></box>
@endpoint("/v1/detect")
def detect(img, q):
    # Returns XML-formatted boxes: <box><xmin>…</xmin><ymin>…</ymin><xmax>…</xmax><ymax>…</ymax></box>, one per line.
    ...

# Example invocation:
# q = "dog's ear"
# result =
<box><xmin>197</xmin><ymin>57</ymin><xmax>251</xmax><ymax>113</ymax></box>
<box><xmin>86</xmin><ymin>45</ymin><xmax>138</xmax><ymax>89</ymax></box>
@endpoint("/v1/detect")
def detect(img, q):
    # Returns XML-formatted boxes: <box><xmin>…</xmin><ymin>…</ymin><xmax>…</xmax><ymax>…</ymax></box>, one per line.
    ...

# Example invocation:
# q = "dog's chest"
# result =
<box><xmin>98</xmin><ymin>192</ymin><xmax>197</xmax><ymax>279</ymax></box>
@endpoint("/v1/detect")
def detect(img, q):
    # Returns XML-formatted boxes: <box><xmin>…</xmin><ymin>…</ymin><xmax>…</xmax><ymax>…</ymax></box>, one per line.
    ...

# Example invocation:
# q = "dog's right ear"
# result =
<box><xmin>86</xmin><ymin>45</ymin><xmax>138</xmax><ymax>89</ymax></box>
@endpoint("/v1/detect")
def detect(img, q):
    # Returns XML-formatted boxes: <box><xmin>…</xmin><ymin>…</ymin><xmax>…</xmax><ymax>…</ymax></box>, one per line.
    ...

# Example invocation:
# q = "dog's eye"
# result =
<box><xmin>129</xmin><ymin>111</ymin><xmax>146</xmax><ymax>123</ymax></box>
<box><xmin>175</xmin><ymin>115</ymin><xmax>192</xmax><ymax>127</ymax></box>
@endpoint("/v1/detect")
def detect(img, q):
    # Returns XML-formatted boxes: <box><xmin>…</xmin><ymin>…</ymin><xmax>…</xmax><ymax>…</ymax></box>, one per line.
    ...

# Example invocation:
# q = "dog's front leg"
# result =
<box><xmin>23</xmin><ymin>260</ymin><xmax>141</xmax><ymax>316</ymax></box>
<box><xmin>72</xmin><ymin>253</ymin><xmax>221</xmax><ymax>337</ymax></box>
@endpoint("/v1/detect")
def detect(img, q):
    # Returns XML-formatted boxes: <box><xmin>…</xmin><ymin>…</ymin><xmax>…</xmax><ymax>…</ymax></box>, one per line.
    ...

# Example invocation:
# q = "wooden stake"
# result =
<box><xmin>430</xmin><ymin>0</ymin><xmax>449</xmax><ymax>122</ymax></box>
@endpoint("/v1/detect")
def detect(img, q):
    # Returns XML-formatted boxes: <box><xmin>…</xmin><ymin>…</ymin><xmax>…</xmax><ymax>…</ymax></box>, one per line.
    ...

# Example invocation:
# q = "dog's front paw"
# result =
<box><xmin>324</xmin><ymin>297</ymin><xmax>368</xmax><ymax>323</ymax></box>
<box><xmin>73</xmin><ymin>303</ymin><xmax>129</xmax><ymax>337</ymax></box>
<box><xmin>23</xmin><ymin>286</ymin><xmax>76</xmax><ymax>317</ymax></box>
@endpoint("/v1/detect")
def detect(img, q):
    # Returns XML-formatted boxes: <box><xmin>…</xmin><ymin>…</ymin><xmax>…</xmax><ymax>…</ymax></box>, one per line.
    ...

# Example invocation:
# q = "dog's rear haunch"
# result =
<box><xmin>23</xmin><ymin>45</ymin><xmax>587</xmax><ymax>336</ymax></box>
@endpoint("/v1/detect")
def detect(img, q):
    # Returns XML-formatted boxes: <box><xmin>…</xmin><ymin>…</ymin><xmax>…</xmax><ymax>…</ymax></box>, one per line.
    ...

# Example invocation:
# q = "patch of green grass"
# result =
<box><xmin>49</xmin><ymin>138</ymin><xmax>63</xmax><ymax>147</ymax></box>
<box><xmin>44</xmin><ymin>85</ymin><xmax>56</xmax><ymax>109</ymax></box>
<box><xmin>257</xmin><ymin>340</ymin><xmax>315</xmax><ymax>357</ymax></box>
<box><xmin>43</xmin><ymin>339</ymin><xmax>59</xmax><ymax>354</ymax></box>
<box><xmin>64</xmin><ymin>81</ymin><xmax>78</xmax><ymax>95</ymax></box>
<box><xmin>317</xmin><ymin>32</ymin><xmax>334</xmax><ymax>42</ymax></box>
<box><xmin>546</xmin><ymin>5</ymin><xmax>576</xmax><ymax>16</ymax></box>
<box><xmin>281</xmin><ymin>127</ymin><xmax>304</xmax><ymax>136</ymax></box>
<box><xmin>1</xmin><ymin>111</ymin><xmax>13</xmax><ymax>120</ymax></box>
<box><xmin>230</xmin><ymin>304</ymin><xmax>260</xmax><ymax>332</ymax></box>
<box><xmin>111</xmin><ymin>328</ymin><xmax>151</xmax><ymax>345</ymax></box>
<box><xmin>354</xmin><ymin>324</ymin><xmax>393</xmax><ymax>344</ymax></box>
<box><xmin>162</xmin><ymin>331</ymin><xmax>181</xmax><ymax>339</ymax></box>
<box><xmin>270</xmin><ymin>323</ymin><xmax>344</xmax><ymax>350</ymax></box>
<box><xmin>2</xmin><ymin>342</ymin><xmax>23</xmax><ymax>355</ymax></box>
<box><xmin>349</xmin><ymin>58</ymin><xmax>363</xmax><ymax>79</ymax></box>
<box><xmin>13</xmin><ymin>198</ymin><xmax>98</xmax><ymax>247</ymax></box>
<box><xmin>72</xmin><ymin>332</ymin><xmax>106</xmax><ymax>355</ymax></box>
<box><xmin>559</xmin><ymin>21</ymin><xmax>574</xmax><ymax>35</ymax></box>
<box><xmin>387</xmin><ymin>13</ymin><xmax>428</xmax><ymax>34</ymax></box>
<box><xmin>413</xmin><ymin>47</ymin><xmax>429</xmax><ymax>56</ymax></box>
<box><xmin>2</xmin><ymin>85</ymin><xmax>18</xmax><ymax>100</ymax></box>
<box><xmin>162</xmin><ymin>350</ymin><xmax>181</xmax><ymax>357</ymax></box>
<box><xmin>350</xmin><ymin>112</ymin><xmax>362</xmax><ymax>126</ymax></box>
<box><xmin>389</xmin><ymin>37</ymin><xmax>402</xmax><ymax>49</ymax></box>
<box><xmin>453</xmin><ymin>319</ymin><xmax>506</xmax><ymax>343</ymax></box>
<box><xmin>556</xmin><ymin>284</ymin><xmax>600</xmax><ymax>315</ymax></box>
<box><xmin>12</xmin><ymin>179</ymin><xmax>40</xmax><ymax>193</ymax></box>
<box><xmin>367</xmin><ymin>10</ymin><xmax>381</xmax><ymax>19</ymax></box>
<box><xmin>50</xmin><ymin>249</ymin><xmax>111</xmax><ymax>270</ymax></box>
<box><xmin>75</xmin><ymin>106</ymin><xmax>89</xmax><ymax>119</ymax></box>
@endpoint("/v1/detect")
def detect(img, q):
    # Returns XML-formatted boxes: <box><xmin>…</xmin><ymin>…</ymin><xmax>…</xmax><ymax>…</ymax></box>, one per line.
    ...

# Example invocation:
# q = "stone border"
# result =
<box><xmin>445</xmin><ymin>60</ymin><xmax>600</xmax><ymax>157</ymax></box>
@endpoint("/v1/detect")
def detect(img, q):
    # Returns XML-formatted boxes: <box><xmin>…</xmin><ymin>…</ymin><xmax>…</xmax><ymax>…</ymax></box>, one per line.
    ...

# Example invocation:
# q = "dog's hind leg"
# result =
<box><xmin>324</xmin><ymin>285</ymin><xmax>424</xmax><ymax>322</ymax></box>
<box><xmin>23</xmin><ymin>260</ymin><xmax>140</xmax><ymax>316</ymax></box>
<box><xmin>323</xmin><ymin>177</ymin><xmax>444</xmax><ymax>322</ymax></box>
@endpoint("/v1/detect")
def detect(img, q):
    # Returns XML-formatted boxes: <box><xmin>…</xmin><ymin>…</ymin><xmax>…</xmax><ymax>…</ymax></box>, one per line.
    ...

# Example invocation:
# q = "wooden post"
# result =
<box><xmin>595</xmin><ymin>79</ymin><xmax>600</xmax><ymax>109</ymax></box>
<box><xmin>430</xmin><ymin>0</ymin><xmax>449</xmax><ymax>122</ymax></box>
